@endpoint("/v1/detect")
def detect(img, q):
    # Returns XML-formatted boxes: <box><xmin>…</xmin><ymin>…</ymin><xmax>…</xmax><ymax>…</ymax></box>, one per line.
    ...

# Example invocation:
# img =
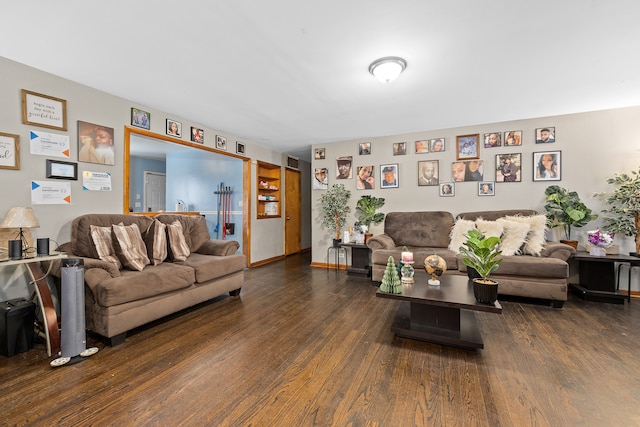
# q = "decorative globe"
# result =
<box><xmin>424</xmin><ymin>255</ymin><xmax>447</xmax><ymax>280</ymax></box>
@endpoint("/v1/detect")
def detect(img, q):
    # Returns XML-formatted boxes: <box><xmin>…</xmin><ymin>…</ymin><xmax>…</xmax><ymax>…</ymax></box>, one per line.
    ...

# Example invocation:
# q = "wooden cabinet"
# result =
<box><xmin>257</xmin><ymin>161</ymin><xmax>281</xmax><ymax>219</ymax></box>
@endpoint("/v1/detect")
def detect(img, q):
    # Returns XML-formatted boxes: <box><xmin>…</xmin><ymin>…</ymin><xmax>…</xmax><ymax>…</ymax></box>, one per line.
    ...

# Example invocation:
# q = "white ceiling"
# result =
<box><xmin>3</xmin><ymin>1</ymin><xmax>640</xmax><ymax>162</ymax></box>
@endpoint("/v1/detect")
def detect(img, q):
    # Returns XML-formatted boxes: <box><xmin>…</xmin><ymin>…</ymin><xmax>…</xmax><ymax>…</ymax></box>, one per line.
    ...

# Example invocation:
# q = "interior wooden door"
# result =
<box><xmin>285</xmin><ymin>168</ymin><xmax>301</xmax><ymax>255</ymax></box>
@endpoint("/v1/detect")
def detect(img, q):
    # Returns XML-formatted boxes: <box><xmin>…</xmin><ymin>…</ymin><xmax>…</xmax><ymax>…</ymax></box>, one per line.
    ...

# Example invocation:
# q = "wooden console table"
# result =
<box><xmin>0</xmin><ymin>253</ymin><xmax>67</xmax><ymax>356</ymax></box>
<box><xmin>570</xmin><ymin>251</ymin><xmax>639</xmax><ymax>304</ymax></box>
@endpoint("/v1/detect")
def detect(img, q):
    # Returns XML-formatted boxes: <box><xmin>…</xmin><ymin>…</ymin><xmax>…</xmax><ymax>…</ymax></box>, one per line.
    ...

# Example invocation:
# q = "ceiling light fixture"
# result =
<box><xmin>368</xmin><ymin>56</ymin><xmax>407</xmax><ymax>83</ymax></box>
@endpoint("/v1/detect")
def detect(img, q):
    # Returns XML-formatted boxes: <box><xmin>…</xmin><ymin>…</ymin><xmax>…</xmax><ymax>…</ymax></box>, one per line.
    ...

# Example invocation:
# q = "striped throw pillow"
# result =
<box><xmin>144</xmin><ymin>220</ymin><xmax>167</xmax><ymax>266</ymax></box>
<box><xmin>166</xmin><ymin>220</ymin><xmax>190</xmax><ymax>261</ymax></box>
<box><xmin>112</xmin><ymin>223</ymin><xmax>150</xmax><ymax>271</ymax></box>
<box><xmin>90</xmin><ymin>224</ymin><xmax>122</xmax><ymax>270</ymax></box>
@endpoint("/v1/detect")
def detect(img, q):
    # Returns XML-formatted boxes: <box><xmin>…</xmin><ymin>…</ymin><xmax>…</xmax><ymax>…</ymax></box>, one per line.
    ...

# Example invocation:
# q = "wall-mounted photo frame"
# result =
<box><xmin>0</xmin><ymin>132</ymin><xmax>20</xmax><ymax>170</ymax></box>
<box><xmin>191</xmin><ymin>127</ymin><xmax>204</xmax><ymax>143</ymax></box>
<box><xmin>21</xmin><ymin>89</ymin><xmax>67</xmax><ymax>131</ymax></box>
<box><xmin>356</xmin><ymin>165</ymin><xmax>375</xmax><ymax>189</ymax></box>
<box><xmin>484</xmin><ymin>132</ymin><xmax>501</xmax><ymax>148</ymax></box>
<box><xmin>381</xmin><ymin>163</ymin><xmax>399</xmax><ymax>188</ymax></box>
<box><xmin>504</xmin><ymin>130</ymin><xmax>522</xmax><ymax>146</ymax></box>
<box><xmin>46</xmin><ymin>159</ymin><xmax>77</xmax><ymax>180</ymax></box>
<box><xmin>359</xmin><ymin>142</ymin><xmax>371</xmax><ymax>155</ymax></box>
<box><xmin>313</xmin><ymin>167</ymin><xmax>328</xmax><ymax>190</ymax></box>
<box><xmin>452</xmin><ymin>160</ymin><xmax>483</xmax><ymax>182</ymax></box>
<box><xmin>495</xmin><ymin>153</ymin><xmax>521</xmax><ymax>182</ymax></box>
<box><xmin>478</xmin><ymin>182</ymin><xmax>495</xmax><ymax>196</ymax></box>
<box><xmin>78</xmin><ymin>121</ymin><xmax>115</xmax><ymax>165</ymax></box>
<box><xmin>535</xmin><ymin>127</ymin><xmax>555</xmax><ymax>143</ymax></box>
<box><xmin>439</xmin><ymin>182</ymin><xmax>454</xmax><ymax>197</ymax></box>
<box><xmin>430</xmin><ymin>138</ymin><xmax>445</xmax><ymax>152</ymax></box>
<box><xmin>336</xmin><ymin>156</ymin><xmax>353</xmax><ymax>179</ymax></box>
<box><xmin>393</xmin><ymin>142</ymin><xmax>407</xmax><ymax>156</ymax></box>
<box><xmin>418</xmin><ymin>160</ymin><xmax>439</xmax><ymax>186</ymax></box>
<box><xmin>533</xmin><ymin>150</ymin><xmax>561</xmax><ymax>181</ymax></box>
<box><xmin>236</xmin><ymin>142</ymin><xmax>245</xmax><ymax>155</ymax></box>
<box><xmin>166</xmin><ymin>119</ymin><xmax>182</xmax><ymax>137</ymax></box>
<box><xmin>131</xmin><ymin>108</ymin><xmax>150</xmax><ymax>130</ymax></box>
<box><xmin>415</xmin><ymin>140</ymin><xmax>429</xmax><ymax>154</ymax></box>
<box><xmin>456</xmin><ymin>134</ymin><xmax>479</xmax><ymax>160</ymax></box>
<box><xmin>216</xmin><ymin>135</ymin><xmax>227</xmax><ymax>151</ymax></box>
<box><xmin>314</xmin><ymin>148</ymin><xmax>325</xmax><ymax>160</ymax></box>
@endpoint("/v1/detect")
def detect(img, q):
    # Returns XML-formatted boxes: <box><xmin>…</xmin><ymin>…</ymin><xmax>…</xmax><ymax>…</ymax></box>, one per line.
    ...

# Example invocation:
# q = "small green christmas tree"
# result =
<box><xmin>380</xmin><ymin>256</ymin><xmax>402</xmax><ymax>293</ymax></box>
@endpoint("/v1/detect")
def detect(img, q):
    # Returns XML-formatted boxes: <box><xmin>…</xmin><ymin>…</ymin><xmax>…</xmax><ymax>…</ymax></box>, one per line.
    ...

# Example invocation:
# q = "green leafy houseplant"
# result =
<box><xmin>544</xmin><ymin>185</ymin><xmax>597</xmax><ymax>243</ymax></box>
<box><xmin>459</xmin><ymin>229</ymin><xmax>503</xmax><ymax>282</ymax></box>
<box><xmin>355</xmin><ymin>195</ymin><xmax>385</xmax><ymax>229</ymax></box>
<box><xmin>320</xmin><ymin>184</ymin><xmax>351</xmax><ymax>242</ymax></box>
<box><xmin>599</xmin><ymin>168</ymin><xmax>640</xmax><ymax>255</ymax></box>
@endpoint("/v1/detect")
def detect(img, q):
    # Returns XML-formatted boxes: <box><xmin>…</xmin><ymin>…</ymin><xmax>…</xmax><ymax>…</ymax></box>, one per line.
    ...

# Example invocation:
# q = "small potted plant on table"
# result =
<box><xmin>459</xmin><ymin>229</ymin><xmax>503</xmax><ymax>304</ymax></box>
<box><xmin>320</xmin><ymin>184</ymin><xmax>351</xmax><ymax>247</ymax></box>
<box><xmin>544</xmin><ymin>185</ymin><xmax>598</xmax><ymax>249</ymax></box>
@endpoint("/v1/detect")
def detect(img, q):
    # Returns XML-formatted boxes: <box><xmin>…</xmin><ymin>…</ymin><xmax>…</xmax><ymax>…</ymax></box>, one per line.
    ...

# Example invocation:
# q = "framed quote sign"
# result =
<box><xmin>21</xmin><ymin>89</ymin><xmax>67</xmax><ymax>131</ymax></box>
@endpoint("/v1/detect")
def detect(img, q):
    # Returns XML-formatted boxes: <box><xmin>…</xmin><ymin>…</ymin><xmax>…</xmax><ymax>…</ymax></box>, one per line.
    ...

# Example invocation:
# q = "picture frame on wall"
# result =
<box><xmin>77</xmin><ymin>121</ymin><xmax>115</xmax><ymax>165</ymax></box>
<box><xmin>430</xmin><ymin>138</ymin><xmax>445</xmax><ymax>152</ymax></box>
<box><xmin>415</xmin><ymin>140</ymin><xmax>429</xmax><ymax>154</ymax></box>
<box><xmin>356</xmin><ymin>165</ymin><xmax>375</xmax><ymax>189</ymax></box>
<box><xmin>314</xmin><ymin>148</ymin><xmax>325</xmax><ymax>159</ymax></box>
<box><xmin>484</xmin><ymin>132</ymin><xmax>501</xmax><ymax>148</ymax></box>
<box><xmin>236</xmin><ymin>142</ymin><xmax>245</xmax><ymax>155</ymax></box>
<box><xmin>216</xmin><ymin>135</ymin><xmax>227</xmax><ymax>150</ymax></box>
<box><xmin>359</xmin><ymin>142</ymin><xmax>371</xmax><ymax>155</ymax></box>
<box><xmin>478</xmin><ymin>182</ymin><xmax>495</xmax><ymax>196</ymax></box>
<box><xmin>452</xmin><ymin>160</ymin><xmax>483</xmax><ymax>182</ymax></box>
<box><xmin>456</xmin><ymin>134</ymin><xmax>479</xmax><ymax>160</ymax></box>
<box><xmin>21</xmin><ymin>89</ymin><xmax>67</xmax><ymax>131</ymax></box>
<box><xmin>417</xmin><ymin>160</ymin><xmax>439</xmax><ymax>186</ymax></box>
<box><xmin>313</xmin><ymin>167</ymin><xmax>328</xmax><ymax>190</ymax></box>
<box><xmin>533</xmin><ymin>150</ymin><xmax>561</xmax><ymax>181</ymax></box>
<box><xmin>504</xmin><ymin>130</ymin><xmax>522</xmax><ymax>146</ymax></box>
<box><xmin>131</xmin><ymin>108</ymin><xmax>150</xmax><ymax>130</ymax></box>
<box><xmin>439</xmin><ymin>182</ymin><xmax>454</xmax><ymax>197</ymax></box>
<box><xmin>495</xmin><ymin>153</ymin><xmax>522</xmax><ymax>182</ymax></box>
<box><xmin>191</xmin><ymin>127</ymin><xmax>204</xmax><ymax>143</ymax></box>
<box><xmin>393</xmin><ymin>142</ymin><xmax>406</xmax><ymax>156</ymax></box>
<box><xmin>535</xmin><ymin>127</ymin><xmax>555</xmax><ymax>143</ymax></box>
<box><xmin>46</xmin><ymin>159</ymin><xmax>77</xmax><ymax>180</ymax></box>
<box><xmin>380</xmin><ymin>163</ymin><xmax>398</xmax><ymax>188</ymax></box>
<box><xmin>0</xmin><ymin>132</ymin><xmax>20</xmax><ymax>170</ymax></box>
<box><xmin>166</xmin><ymin>119</ymin><xmax>182</xmax><ymax>137</ymax></box>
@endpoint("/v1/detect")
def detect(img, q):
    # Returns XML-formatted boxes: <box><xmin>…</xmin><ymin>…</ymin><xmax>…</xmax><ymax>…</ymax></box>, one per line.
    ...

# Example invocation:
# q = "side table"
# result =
<box><xmin>570</xmin><ymin>251</ymin><xmax>639</xmax><ymax>304</ymax></box>
<box><xmin>339</xmin><ymin>243</ymin><xmax>371</xmax><ymax>276</ymax></box>
<box><xmin>0</xmin><ymin>253</ymin><xmax>67</xmax><ymax>355</ymax></box>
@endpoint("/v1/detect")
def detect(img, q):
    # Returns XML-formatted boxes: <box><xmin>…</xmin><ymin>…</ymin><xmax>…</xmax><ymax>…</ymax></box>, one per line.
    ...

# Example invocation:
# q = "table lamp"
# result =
<box><xmin>0</xmin><ymin>207</ymin><xmax>40</xmax><ymax>258</ymax></box>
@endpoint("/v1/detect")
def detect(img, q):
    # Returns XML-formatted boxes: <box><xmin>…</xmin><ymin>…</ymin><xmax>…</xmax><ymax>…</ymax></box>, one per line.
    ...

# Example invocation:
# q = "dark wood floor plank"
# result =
<box><xmin>2</xmin><ymin>252</ymin><xmax>640</xmax><ymax>426</ymax></box>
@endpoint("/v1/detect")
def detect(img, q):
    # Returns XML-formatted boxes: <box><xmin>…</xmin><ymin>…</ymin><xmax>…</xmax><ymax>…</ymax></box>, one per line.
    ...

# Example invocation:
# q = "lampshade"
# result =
<box><xmin>369</xmin><ymin>56</ymin><xmax>407</xmax><ymax>83</ymax></box>
<box><xmin>0</xmin><ymin>207</ymin><xmax>40</xmax><ymax>229</ymax></box>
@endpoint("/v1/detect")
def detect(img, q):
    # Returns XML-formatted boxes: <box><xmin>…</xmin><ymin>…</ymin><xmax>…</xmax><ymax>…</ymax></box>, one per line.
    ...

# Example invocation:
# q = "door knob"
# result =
<box><xmin>286</xmin><ymin>216</ymin><xmax>291</xmax><ymax>220</ymax></box>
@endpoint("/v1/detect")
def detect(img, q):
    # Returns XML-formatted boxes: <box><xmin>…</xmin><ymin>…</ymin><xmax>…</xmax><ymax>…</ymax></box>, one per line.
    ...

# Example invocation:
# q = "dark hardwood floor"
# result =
<box><xmin>2</xmin><ymin>253</ymin><xmax>640</xmax><ymax>426</ymax></box>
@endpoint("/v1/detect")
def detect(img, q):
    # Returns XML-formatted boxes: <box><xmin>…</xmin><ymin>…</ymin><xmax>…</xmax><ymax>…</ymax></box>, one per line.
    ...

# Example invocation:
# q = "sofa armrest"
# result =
<box><xmin>50</xmin><ymin>255</ymin><xmax>121</xmax><ymax>279</ymax></box>
<box><xmin>541</xmin><ymin>242</ymin><xmax>576</xmax><ymax>261</ymax></box>
<box><xmin>366</xmin><ymin>234</ymin><xmax>396</xmax><ymax>250</ymax></box>
<box><xmin>197</xmin><ymin>239</ymin><xmax>240</xmax><ymax>256</ymax></box>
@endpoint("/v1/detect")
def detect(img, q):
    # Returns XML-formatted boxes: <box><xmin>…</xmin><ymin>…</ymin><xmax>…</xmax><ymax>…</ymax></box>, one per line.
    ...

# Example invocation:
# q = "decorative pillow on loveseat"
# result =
<box><xmin>90</xmin><ymin>224</ymin><xmax>122</xmax><ymax>270</ymax></box>
<box><xmin>448</xmin><ymin>219</ymin><xmax>476</xmax><ymax>254</ymax></box>
<box><xmin>144</xmin><ymin>220</ymin><xmax>167</xmax><ymax>266</ymax></box>
<box><xmin>496</xmin><ymin>218</ymin><xmax>530</xmax><ymax>256</ymax></box>
<box><xmin>504</xmin><ymin>214</ymin><xmax>547</xmax><ymax>256</ymax></box>
<box><xmin>112</xmin><ymin>223</ymin><xmax>150</xmax><ymax>271</ymax></box>
<box><xmin>166</xmin><ymin>220</ymin><xmax>190</xmax><ymax>261</ymax></box>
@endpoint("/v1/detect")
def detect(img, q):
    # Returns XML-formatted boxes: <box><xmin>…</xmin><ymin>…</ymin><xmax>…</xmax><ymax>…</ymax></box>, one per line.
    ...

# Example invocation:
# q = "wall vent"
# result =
<box><xmin>286</xmin><ymin>156</ymin><xmax>299</xmax><ymax>170</ymax></box>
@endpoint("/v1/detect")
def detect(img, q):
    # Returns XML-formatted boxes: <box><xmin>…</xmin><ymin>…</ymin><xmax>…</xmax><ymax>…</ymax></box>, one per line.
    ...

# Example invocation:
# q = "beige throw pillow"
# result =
<box><xmin>112</xmin><ymin>223</ymin><xmax>150</xmax><ymax>271</ymax></box>
<box><xmin>505</xmin><ymin>214</ymin><xmax>547</xmax><ymax>256</ymax></box>
<box><xmin>90</xmin><ymin>224</ymin><xmax>122</xmax><ymax>270</ymax></box>
<box><xmin>496</xmin><ymin>218</ymin><xmax>530</xmax><ymax>256</ymax></box>
<box><xmin>475</xmin><ymin>219</ymin><xmax>504</xmax><ymax>239</ymax></box>
<box><xmin>166</xmin><ymin>220</ymin><xmax>190</xmax><ymax>261</ymax></box>
<box><xmin>448</xmin><ymin>219</ymin><xmax>476</xmax><ymax>254</ymax></box>
<box><xmin>144</xmin><ymin>220</ymin><xmax>167</xmax><ymax>266</ymax></box>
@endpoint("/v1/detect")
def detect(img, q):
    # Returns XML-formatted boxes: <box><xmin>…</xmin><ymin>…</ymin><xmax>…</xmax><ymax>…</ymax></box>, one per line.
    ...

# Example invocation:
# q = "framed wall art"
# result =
<box><xmin>336</xmin><ymin>156</ymin><xmax>353</xmax><ymax>179</ymax></box>
<box><xmin>495</xmin><ymin>153</ymin><xmax>521</xmax><ymax>182</ymax></box>
<box><xmin>166</xmin><ymin>119</ymin><xmax>182</xmax><ymax>137</ymax></box>
<box><xmin>0</xmin><ymin>132</ymin><xmax>20</xmax><ymax>170</ymax></box>
<box><xmin>191</xmin><ymin>127</ymin><xmax>204</xmax><ymax>143</ymax></box>
<box><xmin>415</xmin><ymin>140</ymin><xmax>429</xmax><ymax>154</ymax></box>
<box><xmin>359</xmin><ymin>142</ymin><xmax>371</xmax><ymax>155</ymax></box>
<box><xmin>356</xmin><ymin>165</ymin><xmax>375</xmax><ymax>189</ymax></box>
<box><xmin>77</xmin><ymin>121</ymin><xmax>115</xmax><ymax>165</ymax></box>
<box><xmin>439</xmin><ymin>182</ymin><xmax>454</xmax><ymax>197</ymax></box>
<box><xmin>381</xmin><ymin>164</ymin><xmax>398</xmax><ymax>188</ymax></box>
<box><xmin>21</xmin><ymin>89</ymin><xmax>67</xmax><ymax>131</ymax></box>
<box><xmin>504</xmin><ymin>130</ymin><xmax>522</xmax><ymax>146</ymax></box>
<box><xmin>313</xmin><ymin>167</ymin><xmax>328</xmax><ymax>190</ymax></box>
<box><xmin>417</xmin><ymin>160</ymin><xmax>439</xmax><ymax>186</ymax></box>
<box><xmin>452</xmin><ymin>160</ymin><xmax>483</xmax><ymax>182</ymax></box>
<box><xmin>484</xmin><ymin>132</ymin><xmax>502</xmax><ymax>148</ymax></box>
<box><xmin>236</xmin><ymin>142</ymin><xmax>245</xmax><ymax>155</ymax></box>
<box><xmin>535</xmin><ymin>127</ymin><xmax>555</xmax><ymax>143</ymax></box>
<box><xmin>314</xmin><ymin>148</ymin><xmax>325</xmax><ymax>160</ymax></box>
<box><xmin>478</xmin><ymin>182</ymin><xmax>494</xmax><ymax>196</ymax></box>
<box><xmin>131</xmin><ymin>108</ymin><xmax>150</xmax><ymax>130</ymax></box>
<box><xmin>216</xmin><ymin>135</ymin><xmax>227</xmax><ymax>151</ymax></box>
<box><xmin>393</xmin><ymin>142</ymin><xmax>406</xmax><ymax>156</ymax></box>
<box><xmin>46</xmin><ymin>159</ymin><xmax>77</xmax><ymax>180</ymax></box>
<box><xmin>533</xmin><ymin>150</ymin><xmax>561</xmax><ymax>181</ymax></box>
<box><xmin>430</xmin><ymin>138</ymin><xmax>445</xmax><ymax>152</ymax></box>
<box><xmin>456</xmin><ymin>134</ymin><xmax>479</xmax><ymax>160</ymax></box>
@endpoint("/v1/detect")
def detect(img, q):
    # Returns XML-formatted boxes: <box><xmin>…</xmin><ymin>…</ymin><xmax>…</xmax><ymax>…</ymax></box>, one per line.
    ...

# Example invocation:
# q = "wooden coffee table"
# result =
<box><xmin>376</xmin><ymin>274</ymin><xmax>502</xmax><ymax>350</ymax></box>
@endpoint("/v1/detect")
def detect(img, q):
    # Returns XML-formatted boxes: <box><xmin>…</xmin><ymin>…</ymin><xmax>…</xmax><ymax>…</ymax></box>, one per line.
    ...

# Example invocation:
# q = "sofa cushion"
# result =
<box><xmin>89</xmin><ymin>262</ymin><xmax>196</xmax><ymax>307</ymax></box>
<box><xmin>90</xmin><ymin>225</ymin><xmax>122</xmax><ymax>271</ymax></box>
<box><xmin>144</xmin><ymin>220</ymin><xmax>167</xmax><ymax>266</ymax></box>
<box><xmin>166</xmin><ymin>220</ymin><xmax>191</xmax><ymax>261</ymax></box>
<box><xmin>112</xmin><ymin>223</ymin><xmax>150</xmax><ymax>271</ymax></box>
<box><xmin>458</xmin><ymin>254</ymin><xmax>568</xmax><ymax>279</ymax></box>
<box><xmin>448</xmin><ymin>219</ymin><xmax>476</xmax><ymax>254</ymax></box>
<box><xmin>179</xmin><ymin>252</ymin><xmax>246</xmax><ymax>283</ymax></box>
<box><xmin>384</xmin><ymin>211</ymin><xmax>455</xmax><ymax>248</ymax></box>
<box><xmin>496</xmin><ymin>218</ymin><xmax>530</xmax><ymax>256</ymax></box>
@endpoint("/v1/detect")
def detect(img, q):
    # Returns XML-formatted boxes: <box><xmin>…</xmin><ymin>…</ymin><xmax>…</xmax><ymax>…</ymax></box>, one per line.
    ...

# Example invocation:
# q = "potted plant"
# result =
<box><xmin>544</xmin><ymin>185</ymin><xmax>598</xmax><ymax>249</ymax></box>
<box><xmin>320</xmin><ymin>184</ymin><xmax>351</xmax><ymax>247</ymax></box>
<box><xmin>598</xmin><ymin>167</ymin><xmax>640</xmax><ymax>256</ymax></box>
<box><xmin>459</xmin><ymin>229</ymin><xmax>503</xmax><ymax>304</ymax></box>
<box><xmin>354</xmin><ymin>195</ymin><xmax>385</xmax><ymax>241</ymax></box>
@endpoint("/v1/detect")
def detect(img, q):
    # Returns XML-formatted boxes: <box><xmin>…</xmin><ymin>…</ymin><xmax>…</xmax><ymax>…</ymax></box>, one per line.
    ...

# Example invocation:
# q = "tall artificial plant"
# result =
<box><xmin>598</xmin><ymin>168</ymin><xmax>640</xmax><ymax>254</ymax></box>
<box><xmin>320</xmin><ymin>184</ymin><xmax>351</xmax><ymax>241</ymax></box>
<box><xmin>544</xmin><ymin>185</ymin><xmax>597</xmax><ymax>241</ymax></box>
<box><xmin>355</xmin><ymin>195</ymin><xmax>385</xmax><ymax>229</ymax></box>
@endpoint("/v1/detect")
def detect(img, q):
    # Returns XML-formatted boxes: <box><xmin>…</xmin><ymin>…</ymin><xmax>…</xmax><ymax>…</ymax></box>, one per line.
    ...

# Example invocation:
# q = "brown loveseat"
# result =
<box><xmin>366</xmin><ymin>210</ymin><xmax>576</xmax><ymax>307</ymax></box>
<box><xmin>57</xmin><ymin>213</ymin><xmax>246</xmax><ymax>345</ymax></box>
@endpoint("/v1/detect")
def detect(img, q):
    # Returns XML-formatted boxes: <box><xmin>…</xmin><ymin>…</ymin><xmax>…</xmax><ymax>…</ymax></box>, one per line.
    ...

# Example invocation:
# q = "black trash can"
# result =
<box><xmin>0</xmin><ymin>298</ymin><xmax>36</xmax><ymax>357</ymax></box>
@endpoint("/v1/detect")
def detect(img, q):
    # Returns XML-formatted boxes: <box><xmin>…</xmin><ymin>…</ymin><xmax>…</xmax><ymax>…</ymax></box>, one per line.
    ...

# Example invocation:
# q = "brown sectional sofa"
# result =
<box><xmin>57</xmin><ymin>213</ymin><xmax>246</xmax><ymax>345</ymax></box>
<box><xmin>366</xmin><ymin>210</ymin><xmax>576</xmax><ymax>307</ymax></box>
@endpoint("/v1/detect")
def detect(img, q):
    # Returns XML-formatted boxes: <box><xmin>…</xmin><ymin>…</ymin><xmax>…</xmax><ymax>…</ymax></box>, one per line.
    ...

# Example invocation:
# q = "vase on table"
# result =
<box><xmin>589</xmin><ymin>246</ymin><xmax>607</xmax><ymax>257</ymax></box>
<box><xmin>400</xmin><ymin>261</ymin><xmax>415</xmax><ymax>284</ymax></box>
